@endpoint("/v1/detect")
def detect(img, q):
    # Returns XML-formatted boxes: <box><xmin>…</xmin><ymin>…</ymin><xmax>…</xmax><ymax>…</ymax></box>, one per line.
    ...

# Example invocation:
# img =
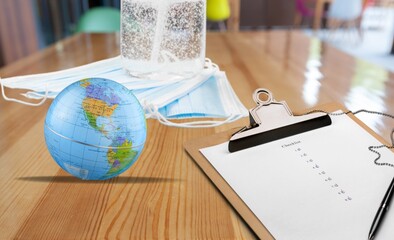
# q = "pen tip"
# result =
<box><xmin>368</xmin><ymin>234</ymin><xmax>374</xmax><ymax>240</ymax></box>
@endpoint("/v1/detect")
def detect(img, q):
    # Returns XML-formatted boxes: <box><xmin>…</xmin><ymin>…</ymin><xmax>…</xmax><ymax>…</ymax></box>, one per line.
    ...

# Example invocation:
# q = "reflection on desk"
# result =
<box><xmin>0</xmin><ymin>30</ymin><xmax>394</xmax><ymax>239</ymax></box>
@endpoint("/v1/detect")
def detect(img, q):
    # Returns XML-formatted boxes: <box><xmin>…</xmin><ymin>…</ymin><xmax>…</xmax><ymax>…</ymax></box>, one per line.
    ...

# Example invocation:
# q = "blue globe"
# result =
<box><xmin>44</xmin><ymin>78</ymin><xmax>147</xmax><ymax>180</ymax></box>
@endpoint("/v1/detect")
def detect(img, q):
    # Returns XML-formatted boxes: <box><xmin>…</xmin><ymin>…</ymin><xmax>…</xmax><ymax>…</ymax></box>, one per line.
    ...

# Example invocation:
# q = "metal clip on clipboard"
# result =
<box><xmin>228</xmin><ymin>88</ymin><xmax>332</xmax><ymax>152</ymax></box>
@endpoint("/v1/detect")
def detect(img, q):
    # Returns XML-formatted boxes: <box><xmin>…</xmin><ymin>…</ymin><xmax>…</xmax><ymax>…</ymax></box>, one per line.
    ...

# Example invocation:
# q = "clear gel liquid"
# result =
<box><xmin>121</xmin><ymin>0</ymin><xmax>206</xmax><ymax>80</ymax></box>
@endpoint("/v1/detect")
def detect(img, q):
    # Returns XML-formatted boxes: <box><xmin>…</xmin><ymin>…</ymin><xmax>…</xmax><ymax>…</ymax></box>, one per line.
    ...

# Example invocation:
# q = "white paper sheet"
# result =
<box><xmin>200</xmin><ymin>113</ymin><xmax>394</xmax><ymax>240</ymax></box>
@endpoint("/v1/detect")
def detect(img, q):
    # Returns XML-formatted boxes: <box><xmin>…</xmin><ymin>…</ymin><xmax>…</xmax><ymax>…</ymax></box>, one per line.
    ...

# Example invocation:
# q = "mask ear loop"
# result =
<box><xmin>204</xmin><ymin>58</ymin><xmax>219</xmax><ymax>71</ymax></box>
<box><xmin>144</xmin><ymin>102</ymin><xmax>241</xmax><ymax>128</ymax></box>
<box><xmin>1</xmin><ymin>78</ymin><xmax>49</xmax><ymax>106</ymax></box>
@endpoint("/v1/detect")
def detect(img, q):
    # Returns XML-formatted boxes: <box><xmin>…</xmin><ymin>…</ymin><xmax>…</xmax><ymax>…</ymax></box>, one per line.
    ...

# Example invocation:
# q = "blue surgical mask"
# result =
<box><xmin>142</xmin><ymin>71</ymin><xmax>247</xmax><ymax>127</ymax></box>
<box><xmin>1</xmin><ymin>57</ymin><xmax>247</xmax><ymax>128</ymax></box>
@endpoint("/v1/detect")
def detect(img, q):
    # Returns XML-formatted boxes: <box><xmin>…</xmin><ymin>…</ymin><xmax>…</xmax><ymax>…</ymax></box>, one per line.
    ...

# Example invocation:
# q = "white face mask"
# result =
<box><xmin>1</xmin><ymin>57</ymin><xmax>248</xmax><ymax>128</ymax></box>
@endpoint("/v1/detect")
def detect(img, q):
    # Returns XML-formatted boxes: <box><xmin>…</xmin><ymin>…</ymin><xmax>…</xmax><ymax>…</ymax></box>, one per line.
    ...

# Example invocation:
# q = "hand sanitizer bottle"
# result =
<box><xmin>121</xmin><ymin>0</ymin><xmax>206</xmax><ymax>80</ymax></box>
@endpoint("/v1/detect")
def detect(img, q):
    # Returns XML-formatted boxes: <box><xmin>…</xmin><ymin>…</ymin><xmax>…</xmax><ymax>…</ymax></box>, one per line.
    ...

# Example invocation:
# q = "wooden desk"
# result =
<box><xmin>1</xmin><ymin>31</ymin><xmax>394</xmax><ymax>239</ymax></box>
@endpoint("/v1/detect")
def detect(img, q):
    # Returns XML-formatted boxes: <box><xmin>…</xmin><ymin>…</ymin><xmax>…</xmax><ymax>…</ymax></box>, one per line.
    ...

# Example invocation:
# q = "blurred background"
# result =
<box><xmin>0</xmin><ymin>0</ymin><xmax>393</xmax><ymax>68</ymax></box>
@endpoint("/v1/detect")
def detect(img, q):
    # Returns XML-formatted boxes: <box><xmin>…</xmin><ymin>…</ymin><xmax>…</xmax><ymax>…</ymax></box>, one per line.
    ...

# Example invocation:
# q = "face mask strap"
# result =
<box><xmin>1</xmin><ymin>78</ymin><xmax>49</xmax><ymax>106</ymax></box>
<box><xmin>157</xmin><ymin>112</ymin><xmax>240</xmax><ymax>128</ymax></box>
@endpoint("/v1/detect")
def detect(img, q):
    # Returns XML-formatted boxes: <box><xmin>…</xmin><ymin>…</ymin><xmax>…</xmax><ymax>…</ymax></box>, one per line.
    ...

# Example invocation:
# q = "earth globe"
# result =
<box><xmin>44</xmin><ymin>78</ymin><xmax>147</xmax><ymax>180</ymax></box>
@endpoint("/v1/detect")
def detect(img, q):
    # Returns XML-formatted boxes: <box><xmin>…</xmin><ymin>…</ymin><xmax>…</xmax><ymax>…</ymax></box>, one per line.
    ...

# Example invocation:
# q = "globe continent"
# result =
<box><xmin>44</xmin><ymin>78</ymin><xmax>147</xmax><ymax>180</ymax></box>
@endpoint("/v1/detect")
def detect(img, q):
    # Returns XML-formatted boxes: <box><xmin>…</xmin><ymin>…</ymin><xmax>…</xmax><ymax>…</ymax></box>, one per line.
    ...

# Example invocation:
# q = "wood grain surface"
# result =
<box><xmin>1</xmin><ymin>31</ymin><xmax>394</xmax><ymax>239</ymax></box>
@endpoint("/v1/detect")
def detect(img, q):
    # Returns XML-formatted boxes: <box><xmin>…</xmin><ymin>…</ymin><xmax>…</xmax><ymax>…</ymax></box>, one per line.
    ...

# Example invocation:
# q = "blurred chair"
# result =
<box><xmin>313</xmin><ymin>0</ymin><xmax>333</xmax><ymax>29</ymax></box>
<box><xmin>294</xmin><ymin>0</ymin><xmax>331</xmax><ymax>29</ymax></box>
<box><xmin>227</xmin><ymin>0</ymin><xmax>240</xmax><ymax>31</ymax></box>
<box><xmin>362</xmin><ymin>0</ymin><xmax>392</xmax><ymax>30</ymax></box>
<box><xmin>76</xmin><ymin>7</ymin><xmax>120</xmax><ymax>33</ymax></box>
<box><xmin>326</xmin><ymin>0</ymin><xmax>364</xmax><ymax>37</ymax></box>
<box><xmin>207</xmin><ymin>0</ymin><xmax>231</xmax><ymax>31</ymax></box>
<box><xmin>294</xmin><ymin>0</ymin><xmax>316</xmax><ymax>27</ymax></box>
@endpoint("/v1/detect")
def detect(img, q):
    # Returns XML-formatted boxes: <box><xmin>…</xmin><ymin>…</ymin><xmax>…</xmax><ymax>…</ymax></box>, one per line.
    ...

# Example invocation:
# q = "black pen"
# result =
<box><xmin>368</xmin><ymin>176</ymin><xmax>394</xmax><ymax>240</ymax></box>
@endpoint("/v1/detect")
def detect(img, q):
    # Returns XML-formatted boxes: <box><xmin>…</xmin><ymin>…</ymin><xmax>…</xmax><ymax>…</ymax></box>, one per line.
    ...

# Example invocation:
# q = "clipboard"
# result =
<box><xmin>184</xmin><ymin>102</ymin><xmax>390</xmax><ymax>239</ymax></box>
